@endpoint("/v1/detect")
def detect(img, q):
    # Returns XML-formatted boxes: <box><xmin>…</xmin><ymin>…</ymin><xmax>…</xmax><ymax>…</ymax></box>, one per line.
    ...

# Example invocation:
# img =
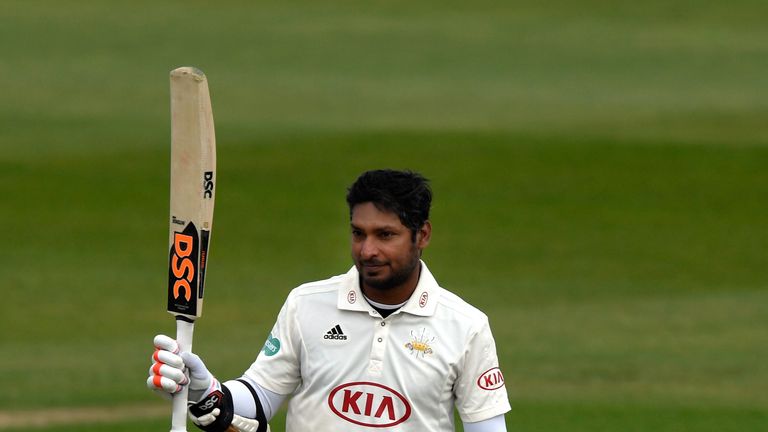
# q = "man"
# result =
<box><xmin>149</xmin><ymin>169</ymin><xmax>511</xmax><ymax>431</ymax></box>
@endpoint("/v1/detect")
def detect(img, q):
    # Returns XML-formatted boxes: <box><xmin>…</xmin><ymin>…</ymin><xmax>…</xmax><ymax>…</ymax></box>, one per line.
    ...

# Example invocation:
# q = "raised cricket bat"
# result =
<box><xmin>167</xmin><ymin>66</ymin><xmax>216</xmax><ymax>432</ymax></box>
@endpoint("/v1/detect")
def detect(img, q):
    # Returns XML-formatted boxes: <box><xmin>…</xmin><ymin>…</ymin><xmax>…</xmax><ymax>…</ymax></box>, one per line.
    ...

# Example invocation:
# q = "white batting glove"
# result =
<box><xmin>188</xmin><ymin>407</ymin><xmax>220</xmax><ymax>427</ymax></box>
<box><xmin>189</xmin><ymin>409</ymin><xmax>268</xmax><ymax>432</ymax></box>
<box><xmin>147</xmin><ymin>335</ymin><xmax>187</xmax><ymax>398</ymax></box>
<box><xmin>232</xmin><ymin>414</ymin><xmax>270</xmax><ymax>432</ymax></box>
<box><xmin>146</xmin><ymin>335</ymin><xmax>220</xmax><ymax>403</ymax></box>
<box><xmin>181</xmin><ymin>350</ymin><xmax>220</xmax><ymax>403</ymax></box>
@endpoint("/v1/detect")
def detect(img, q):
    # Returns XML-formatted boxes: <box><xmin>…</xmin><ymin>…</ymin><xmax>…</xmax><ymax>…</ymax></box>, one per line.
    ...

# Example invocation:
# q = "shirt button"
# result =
<box><xmin>380</xmin><ymin>322</ymin><xmax>386</xmax><ymax>326</ymax></box>
<box><xmin>377</xmin><ymin>338</ymin><xmax>383</xmax><ymax>342</ymax></box>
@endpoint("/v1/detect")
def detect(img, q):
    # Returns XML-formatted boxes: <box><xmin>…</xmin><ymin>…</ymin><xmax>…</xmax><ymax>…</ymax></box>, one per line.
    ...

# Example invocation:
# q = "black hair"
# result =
<box><xmin>346</xmin><ymin>169</ymin><xmax>432</xmax><ymax>237</ymax></box>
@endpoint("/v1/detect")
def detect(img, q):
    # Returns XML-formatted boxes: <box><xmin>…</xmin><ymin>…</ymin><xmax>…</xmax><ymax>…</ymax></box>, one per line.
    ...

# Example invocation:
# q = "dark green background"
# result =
<box><xmin>1</xmin><ymin>1</ymin><xmax>766</xmax><ymax>430</ymax></box>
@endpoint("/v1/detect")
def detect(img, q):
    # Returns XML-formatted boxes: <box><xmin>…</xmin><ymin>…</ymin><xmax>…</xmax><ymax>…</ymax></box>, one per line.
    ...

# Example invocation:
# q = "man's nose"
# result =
<box><xmin>360</xmin><ymin>238</ymin><xmax>379</xmax><ymax>259</ymax></box>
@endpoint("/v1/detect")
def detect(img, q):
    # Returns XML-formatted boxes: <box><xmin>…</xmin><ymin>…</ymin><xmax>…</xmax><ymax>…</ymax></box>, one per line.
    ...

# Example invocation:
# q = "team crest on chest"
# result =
<box><xmin>404</xmin><ymin>328</ymin><xmax>435</xmax><ymax>358</ymax></box>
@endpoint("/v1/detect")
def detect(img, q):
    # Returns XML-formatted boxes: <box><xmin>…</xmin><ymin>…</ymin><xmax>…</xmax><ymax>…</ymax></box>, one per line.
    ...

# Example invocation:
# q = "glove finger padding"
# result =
<box><xmin>149</xmin><ymin>362</ymin><xmax>188</xmax><ymax>384</ymax></box>
<box><xmin>189</xmin><ymin>407</ymin><xmax>221</xmax><ymax>427</ymax></box>
<box><xmin>153</xmin><ymin>348</ymin><xmax>185</xmax><ymax>369</ymax></box>
<box><xmin>154</xmin><ymin>334</ymin><xmax>180</xmax><ymax>353</ymax></box>
<box><xmin>147</xmin><ymin>375</ymin><xmax>184</xmax><ymax>393</ymax></box>
<box><xmin>148</xmin><ymin>335</ymin><xmax>187</xmax><ymax>395</ymax></box>
<box><xmin>231</xmin><ymin>414</ymin><xmax>265</xmax><ymax>432</ymax></box>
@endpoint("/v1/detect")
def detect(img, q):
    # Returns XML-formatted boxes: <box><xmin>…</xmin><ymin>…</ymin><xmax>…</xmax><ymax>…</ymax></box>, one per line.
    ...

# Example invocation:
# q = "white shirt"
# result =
<box><xmin>244</xmin><ymin>262</ymin><xmax>511</xmax><ymax>431</ymax></box>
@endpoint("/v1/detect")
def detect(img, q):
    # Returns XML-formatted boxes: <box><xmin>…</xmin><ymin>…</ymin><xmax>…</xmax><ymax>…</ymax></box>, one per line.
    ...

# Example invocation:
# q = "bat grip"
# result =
<box><xmin>170</xmin><ymin>318</ymin><xmax>195</xmax><ymax>432</ymax></box>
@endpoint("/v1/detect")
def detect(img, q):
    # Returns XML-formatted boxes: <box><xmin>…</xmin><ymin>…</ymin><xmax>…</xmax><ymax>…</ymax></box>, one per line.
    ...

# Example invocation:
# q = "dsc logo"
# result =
<box><xmin>169</xmin><ymin>223</ymin><xmax>198</xmax><ymax>305</ymax></box>
<box><xmin>203</xmin><ymin>171</ymin><xmax>214</xmax><ymax>198</ymax></box>
<box><xmin>477</xmin><ymin>367</ymin><xmax>505</xmax><ymax>391</ymax></box>
<box><xmin>328</xmin><ymin>382</ymin><xmax>411</xmax><ymax>427</ymax></box>
<box><xmin>199</xmin><ymin>392</ymin><xmax>220</xmax><ymax>411</ymax></box>
<box><xmin>171</xmin><ymin>232</ymin><xmax>195</xmax><ymax>301</ymax></box>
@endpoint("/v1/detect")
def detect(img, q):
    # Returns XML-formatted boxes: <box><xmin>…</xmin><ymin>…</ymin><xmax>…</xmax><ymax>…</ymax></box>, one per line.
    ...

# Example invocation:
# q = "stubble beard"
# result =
<box><xmin>360</xmin><ymin>248</ymin><xmax>421</xmax><ymax>291</ymax></box>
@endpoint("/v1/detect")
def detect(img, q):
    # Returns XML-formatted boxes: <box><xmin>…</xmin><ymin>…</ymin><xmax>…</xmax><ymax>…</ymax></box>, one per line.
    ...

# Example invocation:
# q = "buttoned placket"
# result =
<box><xmin>367</xmin><ymin>315</ymin><xmax>390</xmax><ymax>376</ymax></box>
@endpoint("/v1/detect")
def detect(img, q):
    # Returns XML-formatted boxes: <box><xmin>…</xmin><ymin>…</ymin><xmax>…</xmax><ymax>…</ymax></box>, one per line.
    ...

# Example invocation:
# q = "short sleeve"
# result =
<box><xmin>243</xmin><ymin>291</ymin><xmax>302</xmax><ymax>395</ymax></box>
<box><xmin>454</xmin><ymin>319</ymin><xmax>511</xmax><ymax>423</ymax></box>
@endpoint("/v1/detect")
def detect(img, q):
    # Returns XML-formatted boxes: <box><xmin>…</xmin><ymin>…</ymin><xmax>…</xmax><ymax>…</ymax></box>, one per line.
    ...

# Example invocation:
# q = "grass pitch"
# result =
<box><xmin>1</xmin><ymin>1</ymin><xmax>766</xmax><ymax>431</ymax></box>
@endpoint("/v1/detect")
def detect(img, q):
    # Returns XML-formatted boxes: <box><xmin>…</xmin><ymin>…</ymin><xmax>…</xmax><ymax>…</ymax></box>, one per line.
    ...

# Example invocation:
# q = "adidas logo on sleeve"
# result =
<box><xmin>323</xmin><ymin>324</ymin><xmax>348</xmax><ymax>340</ymax></box>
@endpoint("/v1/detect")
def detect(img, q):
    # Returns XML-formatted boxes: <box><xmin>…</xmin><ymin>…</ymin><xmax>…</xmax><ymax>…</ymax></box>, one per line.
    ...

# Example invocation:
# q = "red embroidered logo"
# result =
<box><xmin>418</xmin><ymin>292</ymin><xmax>428</xmax><ymax>308</ymax></box>
<box><xmin>328</xmin><ymin>382</ymin><xmax>411</xmax><ymax>427</ymax></box>
<box><xmin>477</xmin><ymin>367</ymin><xmax>505</xmax><ymax>390</ymax></box>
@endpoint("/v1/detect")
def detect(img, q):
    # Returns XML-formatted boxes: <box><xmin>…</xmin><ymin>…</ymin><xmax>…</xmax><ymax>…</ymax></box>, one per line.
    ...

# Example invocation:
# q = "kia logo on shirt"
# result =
<box><xmin>477</xmin><ymin>367</ymin><xmax>505</xmax><ymax>390</ymax></box>
<box><xmin>328</xmin><ymin>381</ymin><xmax>411</xmax><ymax>427</ymax></box>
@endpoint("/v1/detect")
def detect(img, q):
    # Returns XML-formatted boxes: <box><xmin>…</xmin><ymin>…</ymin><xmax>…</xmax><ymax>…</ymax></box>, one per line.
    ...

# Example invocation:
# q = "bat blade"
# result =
<box><xmin>167</xmin><ymin>66</ymin><xmax>216</xmax><ymax>321</ymax></box>
<box><xmin>166</xmin><ymin>66</ymin><xmax>216</xmax><ymax>432</ymax></box>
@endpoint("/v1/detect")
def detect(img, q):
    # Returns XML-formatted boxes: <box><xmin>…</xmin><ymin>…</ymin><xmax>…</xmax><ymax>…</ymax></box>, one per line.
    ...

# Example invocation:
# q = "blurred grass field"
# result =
<box><xmin>1</xmin><ymin>0</ymin><xmax>767</xmax><ymax>431</ymax></box>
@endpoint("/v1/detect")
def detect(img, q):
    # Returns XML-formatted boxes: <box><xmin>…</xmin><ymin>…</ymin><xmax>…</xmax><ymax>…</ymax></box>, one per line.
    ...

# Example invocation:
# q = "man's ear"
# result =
<box><xmin>417</xmin><ymin>220</ymin><xmax>432</xmax><ymax>249</ymax></box>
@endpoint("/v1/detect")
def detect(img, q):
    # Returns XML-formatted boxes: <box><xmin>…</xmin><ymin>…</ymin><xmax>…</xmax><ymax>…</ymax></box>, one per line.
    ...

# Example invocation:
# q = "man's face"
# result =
<box><xmin>350</xmin><ymin>202</ymin><xmax>430</xmax><ymax>292</ymax></box>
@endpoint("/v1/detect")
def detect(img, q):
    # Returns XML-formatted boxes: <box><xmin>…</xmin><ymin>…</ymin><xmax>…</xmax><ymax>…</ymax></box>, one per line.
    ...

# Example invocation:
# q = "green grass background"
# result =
<box><xmin>1</xmin><ymin>0</ymin><xmax>767</xmax><ymax>430</ymax></box>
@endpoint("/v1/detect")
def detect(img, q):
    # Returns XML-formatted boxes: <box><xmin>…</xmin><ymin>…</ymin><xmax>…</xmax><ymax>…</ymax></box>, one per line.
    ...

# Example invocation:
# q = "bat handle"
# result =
<box><xmin>170</xmin><ymin>318</ymin><xmax>195</xmax><ymax>432</ymax></box>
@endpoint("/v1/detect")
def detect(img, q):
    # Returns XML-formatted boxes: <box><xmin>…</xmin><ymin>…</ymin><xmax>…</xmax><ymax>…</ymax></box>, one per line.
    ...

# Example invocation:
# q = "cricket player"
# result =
<box><xmin>149</xmin><ymin>169</ymin><xmax>511</xmax><ymax>431</ymax></box>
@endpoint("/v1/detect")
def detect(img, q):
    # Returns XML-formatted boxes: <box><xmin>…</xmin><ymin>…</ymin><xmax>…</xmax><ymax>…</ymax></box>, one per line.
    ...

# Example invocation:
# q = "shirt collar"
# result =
<box><xmin>337</xmin><ymin>260</ymin><xmax>440</xmax><ymax>317</ymax></box>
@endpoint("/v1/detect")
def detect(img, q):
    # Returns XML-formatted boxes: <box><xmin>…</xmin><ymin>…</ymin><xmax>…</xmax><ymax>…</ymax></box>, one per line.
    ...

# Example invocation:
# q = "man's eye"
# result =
<box><xmin>380</xmin><ymin>232</ymin><xmax>394</xmax><ymax>239</ymax></box>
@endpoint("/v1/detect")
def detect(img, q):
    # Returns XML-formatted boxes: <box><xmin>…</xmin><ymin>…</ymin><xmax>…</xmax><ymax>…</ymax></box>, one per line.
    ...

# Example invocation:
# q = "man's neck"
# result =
<box><xmin>364</xmin><ymin>295</ymin><xmax>408</xmax><ymax>318</ymax></box>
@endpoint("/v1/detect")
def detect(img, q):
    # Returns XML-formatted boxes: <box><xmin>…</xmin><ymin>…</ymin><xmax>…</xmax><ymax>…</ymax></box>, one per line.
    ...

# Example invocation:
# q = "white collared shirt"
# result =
<box><xmin>244</xmin><ymin>262</ymin><xmax>511</xmax><ymax>431</ymax></box>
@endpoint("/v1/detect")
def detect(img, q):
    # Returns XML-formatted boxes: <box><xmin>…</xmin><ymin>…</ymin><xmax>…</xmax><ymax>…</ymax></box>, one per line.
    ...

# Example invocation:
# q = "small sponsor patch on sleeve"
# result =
<box><xmin>262</xmin><ymin>333</ymin><xmax>281</xmax><ymax>356</ymax></box>
<box><xmin>477</xmin><ymin>367</ymin><xmax>505</xmax><ymax>390</ymax></box>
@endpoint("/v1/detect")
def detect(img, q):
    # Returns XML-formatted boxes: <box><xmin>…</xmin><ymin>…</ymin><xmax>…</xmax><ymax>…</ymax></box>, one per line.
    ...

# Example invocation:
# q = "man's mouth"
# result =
<box><xmin>362</xmin><ymin>262</ymin><xmax>387</xmax><ymax>270</ymax></box>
